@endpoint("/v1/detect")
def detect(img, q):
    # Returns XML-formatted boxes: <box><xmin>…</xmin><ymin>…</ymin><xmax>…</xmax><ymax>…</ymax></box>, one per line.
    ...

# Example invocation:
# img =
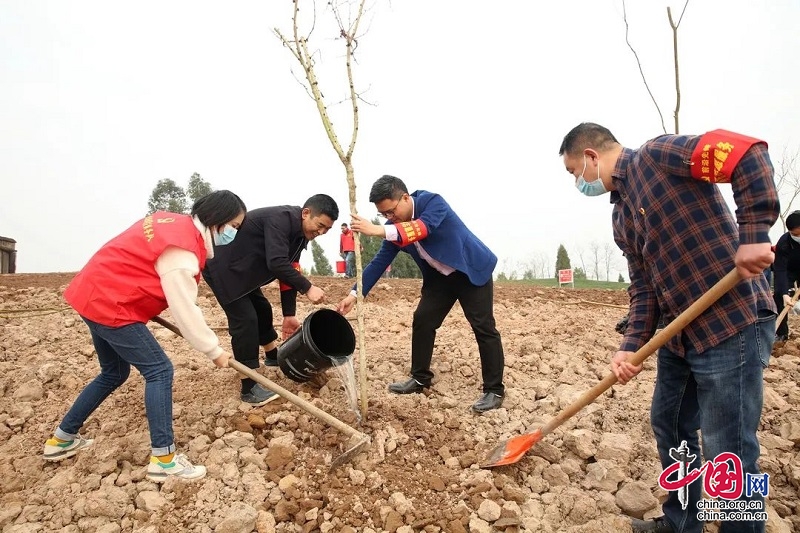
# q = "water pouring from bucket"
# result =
<box><xmin>277</xmin><ymin>309</ymin><xmax>360</xmax><ymax>420</ymax></box>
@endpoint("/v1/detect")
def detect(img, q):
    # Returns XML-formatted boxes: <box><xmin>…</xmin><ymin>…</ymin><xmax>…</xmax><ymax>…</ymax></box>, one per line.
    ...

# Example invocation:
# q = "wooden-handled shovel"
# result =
<box><xmin>482</xmin><ymin>268</ymin><xmax>743</xmax><ymax>468</ymax></box>
<box><xmin>151</xmin><ymin>315</ymin><xmax>370</xmax><ymax>470</ymax></box>
<box><xmin>774</xmin><ymin>282</ymin><xmax>799</xmax><ymax>334</ymax></box>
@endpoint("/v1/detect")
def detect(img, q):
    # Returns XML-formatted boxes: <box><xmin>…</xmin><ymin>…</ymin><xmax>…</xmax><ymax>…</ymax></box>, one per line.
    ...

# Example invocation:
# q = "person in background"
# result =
<box><xmin>339</xmin><ymin>222</ymin><xmax>356</xmax><ymax>278</ymax></box>
<box><xmin>559</xmin><ymin>123</ymin><xmax>777</xmax><ymax>533</ymax></box>
<box><xmin>44</xmin><ymin>190</ymin><xmax>246</xmax><ymax>482</ymax></box>
<box><xmin>202</xmin><ymin>194</ymin><xmax>338</xmax><ymax>404</ymax></box>
<box><xmin>337</xmin><ymin>175</ymin><xmax>506</xmax><ymax>413</ymax></box>
<box><xmin>772</xmin><ymin>210</ymin><xmax>800</xmax><ymax>341</ymax></box>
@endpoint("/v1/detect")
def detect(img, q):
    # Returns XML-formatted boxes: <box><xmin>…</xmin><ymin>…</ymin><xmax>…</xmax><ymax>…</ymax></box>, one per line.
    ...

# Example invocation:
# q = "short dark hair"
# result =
<box><xmin>787</xmin><ymin>211</ymin><xmax>800</xmax><ymax>231</ymax></box>
<box><xmin>341</xmin><ymin>223</ymin><xmax>348</xmax><ymax>228</ymax></box>
<box><xmin>190</xmin><ymin>190</ymin><xmax>246</xmax><ymax>228</ymax></box>
<box><xmin>369</xmin><ymin>175</ymin><xmax>408</xmax><ymax>203</ymax></box>
<box><xmin>559</xmin><ymin>123</ymin><xmax>620</xmax><ymax>157</ymax></box>
<box><xmin>303</xmin><ymin>194</ymin><xmax>339</xmax><ymax>221</ymax></box>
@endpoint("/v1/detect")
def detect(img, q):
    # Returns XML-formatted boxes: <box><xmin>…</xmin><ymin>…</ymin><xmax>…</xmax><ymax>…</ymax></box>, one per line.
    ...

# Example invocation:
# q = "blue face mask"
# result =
<box><xmin>575</xmin><ymin>155</ymin><xmax>607</xmax><ymax>197</ymax></box>
<box><xmin>213</xmin><ymin>225</ymin><xmax>238</xmax><ymax>246</ymax></box>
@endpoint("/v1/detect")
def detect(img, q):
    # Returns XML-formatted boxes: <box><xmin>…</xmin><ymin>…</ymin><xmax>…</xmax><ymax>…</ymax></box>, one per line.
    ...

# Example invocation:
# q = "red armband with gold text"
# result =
<box><xmin>393</xmin><ymin>219</ymin><xmax>428</xmax><ymax>246</ymax></box>
<box><xmin>279</xmin><ymin>262</ymin><xmax>302</xmax><ymax>291</ymax></box>
<box><xmin>690</xmin><ymin>129</ymin><xmax>764</xmax><ymax>183</ymax></box>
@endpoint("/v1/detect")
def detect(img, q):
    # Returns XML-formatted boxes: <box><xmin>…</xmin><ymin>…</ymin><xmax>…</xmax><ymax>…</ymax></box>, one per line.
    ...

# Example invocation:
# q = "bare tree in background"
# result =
<box><xmin>274</xmin><ymin>0</ymin><xmax>372</xmax><ymax>418</ymax></box>
<box><xmin>602</xmin><ymin>242</ymin><xmax>619</xmax><ymax>282</ymax></box>
<box><xmin>589</xmin><ymin>242</ymin><xmax>601</xmax><ymax>281</ymax></box>
<box><xmin>533</xmin><ymin>252</ymin><xmax>551</xmax><ymax>279</ymax></box>
<box><xmin>774</xmin><ymin>146</ymin><xmax>800</xmax><ymax>231</ymax></box>
<box><xmin>575</xmin><ymin>245</ymin><xmax>588</xmax><ymax>281</ymax></box>
<box><xmin>621</xmin><ymin>0</ymin><xmax>689</xmax><ymax>134</ymax></box>
<box><xmin>497</xmin><ymin>258</ymin><xmax>518</xmax><ymax>281</ymax></box>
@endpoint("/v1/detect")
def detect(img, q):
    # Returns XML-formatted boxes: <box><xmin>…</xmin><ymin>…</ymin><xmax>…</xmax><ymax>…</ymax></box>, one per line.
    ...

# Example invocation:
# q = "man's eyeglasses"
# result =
<box><xmin>377</xmin><ymin>197</ymin><xmax>403</xmax><ymax>218</ymax></box>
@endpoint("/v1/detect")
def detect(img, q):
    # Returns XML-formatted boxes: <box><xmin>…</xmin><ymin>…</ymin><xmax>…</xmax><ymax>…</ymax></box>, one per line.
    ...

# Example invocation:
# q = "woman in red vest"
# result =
<box><xmin>43</xmin><ymin>190</ymin><xmax>247</xmax><ymax>482</ymax></box>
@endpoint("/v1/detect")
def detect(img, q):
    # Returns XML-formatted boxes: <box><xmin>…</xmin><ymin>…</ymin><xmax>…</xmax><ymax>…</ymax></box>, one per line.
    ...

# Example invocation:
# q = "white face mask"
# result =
<box><xmin>575</xmin><ymin>155</ymin><xmax>607</xmax><ymax>197</ymax></box>
<box><xmin>790</xmin><ymin>234</ymin><xmax>800</xmax><ymax>244</ymax></box>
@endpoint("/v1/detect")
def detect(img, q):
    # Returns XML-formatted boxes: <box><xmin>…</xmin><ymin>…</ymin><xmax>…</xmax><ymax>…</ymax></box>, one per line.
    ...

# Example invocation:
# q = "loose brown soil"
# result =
<box><xmin>1</xmin><ymin>273</ymin><xmax>798</xmax><ymax>532</ymax></box>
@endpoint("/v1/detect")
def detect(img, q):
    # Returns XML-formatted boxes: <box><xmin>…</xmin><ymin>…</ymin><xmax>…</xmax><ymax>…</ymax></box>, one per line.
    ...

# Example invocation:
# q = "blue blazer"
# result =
<box><xmin>359</xmin><ymin>190</ymin><xmax>497</xmax><ymax>296</ymax></box>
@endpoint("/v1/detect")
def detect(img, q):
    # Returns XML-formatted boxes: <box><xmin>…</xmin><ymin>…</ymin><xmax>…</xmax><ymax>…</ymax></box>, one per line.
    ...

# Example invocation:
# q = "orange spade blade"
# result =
<box><xmin>481</xmin><ymin>429</ymin><xmax>543</xmax><ymax>468</ymax></box>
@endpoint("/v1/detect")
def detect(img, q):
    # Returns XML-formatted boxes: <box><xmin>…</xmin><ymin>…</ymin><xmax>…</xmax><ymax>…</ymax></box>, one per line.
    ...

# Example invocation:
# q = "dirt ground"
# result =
<box><xmin>1</xmin><ymin>273</ymin><xmax>798</xmax><ymax>533</ymax></box>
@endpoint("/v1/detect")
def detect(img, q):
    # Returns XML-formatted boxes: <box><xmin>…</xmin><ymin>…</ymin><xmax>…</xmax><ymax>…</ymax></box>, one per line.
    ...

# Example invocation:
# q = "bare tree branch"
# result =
<box><xmin>337</xmin><ymin>0</ymin><xmax>366</xmax><ymax>161</ymax></box>
<box><xmin>621</xmin><ymin>0</ymin><xmax>667</xmax><ymax>134</ymax></box>
<box><xmin>775</xmin><ymin>145</ymin><xmax>800</xmax><ymax>230</ymax></box>
<box><xmin>675</xmin><ymin>0</ymin><xmax>690</xmax><ymax>26</ymax></box>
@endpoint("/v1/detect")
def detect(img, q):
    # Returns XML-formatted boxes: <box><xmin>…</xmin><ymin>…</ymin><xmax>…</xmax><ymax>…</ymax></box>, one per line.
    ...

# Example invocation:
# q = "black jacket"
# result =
<box><xmin>202</xmin><ymin>206</ymin><xmax>311</xmax><ymax>315</ymax></box>
<box><xmin>773</xmin><ymin>231</ymin><xmax>800</xmax><ymax>298</ymax></box>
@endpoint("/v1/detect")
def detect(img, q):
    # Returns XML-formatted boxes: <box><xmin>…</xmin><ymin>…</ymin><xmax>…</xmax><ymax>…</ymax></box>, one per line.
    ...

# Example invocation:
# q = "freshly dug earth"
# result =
<box><xmin>1</xmin><ymin>273</ymin><xmax>798</xmax><ymax>533</ymax></box>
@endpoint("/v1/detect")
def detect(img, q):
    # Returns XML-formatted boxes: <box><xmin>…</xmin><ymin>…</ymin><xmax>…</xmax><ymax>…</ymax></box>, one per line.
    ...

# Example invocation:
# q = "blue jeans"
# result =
<box><xmin>652</xmin><ymin>313</ymin><xmax>773</xmax><ymax>533</ymax></box>
<box><xmin>56</xmin><ymin>317</ymin><xmax>176</xmax><ymax>456</ymax></box>
<box><xmin>343</xmin><ymin>251</ymin><xmax>355</xmax><ymax>278</ymax></box>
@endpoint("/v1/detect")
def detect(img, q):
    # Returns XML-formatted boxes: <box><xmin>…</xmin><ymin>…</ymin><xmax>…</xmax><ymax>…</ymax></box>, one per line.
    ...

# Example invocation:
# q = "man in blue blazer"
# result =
<box><xmin>337</xmin><ymin>175</ymin><xmax>505</xmax><ymax>412</ymax></box>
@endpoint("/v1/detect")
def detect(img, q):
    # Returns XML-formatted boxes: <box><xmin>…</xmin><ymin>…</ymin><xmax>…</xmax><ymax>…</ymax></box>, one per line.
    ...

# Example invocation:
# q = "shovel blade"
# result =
<box><xmin>481</xmin><ymin>430</ymin><xmax>542</xmax><ymax>468</ymax></box>
<box><xmin>329</xmin><ymin>436</ymin><xmax>370</xmax><ymax>471</ymax></box>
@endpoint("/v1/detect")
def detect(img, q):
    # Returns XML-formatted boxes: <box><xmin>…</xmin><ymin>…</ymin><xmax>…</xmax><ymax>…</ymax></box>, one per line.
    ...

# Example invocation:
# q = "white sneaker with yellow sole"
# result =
<box><xmin>146</xmin><ymin>454</ymin><xmax>207</xmax><ymax>482</ymax></box>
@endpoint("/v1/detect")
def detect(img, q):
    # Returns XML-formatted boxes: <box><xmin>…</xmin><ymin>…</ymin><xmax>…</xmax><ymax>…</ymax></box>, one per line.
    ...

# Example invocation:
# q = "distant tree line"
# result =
<box><xmin>496</xmin><ymin>243</ymin><xmax>626</xmax><ymax>283</ymax></box>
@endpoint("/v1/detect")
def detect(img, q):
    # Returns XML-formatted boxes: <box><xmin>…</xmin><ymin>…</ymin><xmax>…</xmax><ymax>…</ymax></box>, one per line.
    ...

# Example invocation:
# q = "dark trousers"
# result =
<box><xmin>219</xmin><ymin>289</ymin><xmax>279</xmax><ymax>369</ymax></box>
<box><xmin>410</xmin><ymin>270</ymin><xmax>504</xmax><ymax>395</ymax></box>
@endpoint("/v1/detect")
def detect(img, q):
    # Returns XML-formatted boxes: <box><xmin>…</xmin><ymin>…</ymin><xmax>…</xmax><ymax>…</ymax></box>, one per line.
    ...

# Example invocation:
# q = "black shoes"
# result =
<box><xmin>472</xmin><ymin>392</ymin><xmax>504</xmax><ymax>413</ymax></box>
<box><xmin>388</xmin><ymin>378</ymin><xmax>428</xmax><ymax>394</ymax></box>
<box><xmin>264</xmin><ymin>356</ymin><xmax>279</xmax><ymax>367</ymax></box>
<box><xmin>387</xmin><ymin>379</ymin><xmax>504</xmax><ymax>413</ymax></box>
<box><xmin>241</xmin><ymin>384</ymin><xmax>278</xmax><ymax>406</ymax></box>
<box><xmin>631</xmin><ymin>517</ymin><xmax>674</xmax><ymax>533</ymax></box>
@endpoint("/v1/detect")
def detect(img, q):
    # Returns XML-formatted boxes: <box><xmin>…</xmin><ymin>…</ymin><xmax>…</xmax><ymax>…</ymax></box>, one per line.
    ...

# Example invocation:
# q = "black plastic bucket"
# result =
<box><xmin>277</xmin><ymin>308</ymin><xmax>356</xmax><ymax>383</ymax></box>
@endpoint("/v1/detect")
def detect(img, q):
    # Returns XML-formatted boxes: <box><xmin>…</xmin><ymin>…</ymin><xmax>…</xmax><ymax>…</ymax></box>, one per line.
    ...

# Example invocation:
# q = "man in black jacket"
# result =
<box><xmin>202</xmin><ymin>194</ymin><xmax>338</xmax><ymax>404</ymax></box>
<box><xmin>773</xmin><ymin>210</ymin><xmax>800</xmax><ymax>341</ymax></box>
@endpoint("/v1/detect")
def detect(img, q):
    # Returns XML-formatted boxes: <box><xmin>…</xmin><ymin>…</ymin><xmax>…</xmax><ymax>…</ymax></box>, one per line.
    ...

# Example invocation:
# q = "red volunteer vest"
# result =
<box><xmin>64</xmin><ymin>212</ymin><xmax>207</xmax><ymax>327</ymax></box>
<box><xmin>340</xmin><ymin>230</ymin><xmax>355</xmax><ymax>252</ymax></box>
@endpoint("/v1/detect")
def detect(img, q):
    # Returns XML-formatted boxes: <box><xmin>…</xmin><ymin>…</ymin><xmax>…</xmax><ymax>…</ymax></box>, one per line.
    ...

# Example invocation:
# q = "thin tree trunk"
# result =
<box><xmin>668</xmin><ymin>6</ymin><xmax>681</xmax><ymax>134</ymax></box>
<box><xmin>275</xmin><ymin>0</ymin><xmax>370</xmax><ymax>418</ymax></box>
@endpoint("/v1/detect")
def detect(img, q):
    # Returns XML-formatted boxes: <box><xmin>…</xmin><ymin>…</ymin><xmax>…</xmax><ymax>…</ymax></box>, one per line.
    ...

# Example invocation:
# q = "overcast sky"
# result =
<box><xmin>2</xmin><ymin>1</ymin><xmax>798</xmax><ymax>280</ymax></box>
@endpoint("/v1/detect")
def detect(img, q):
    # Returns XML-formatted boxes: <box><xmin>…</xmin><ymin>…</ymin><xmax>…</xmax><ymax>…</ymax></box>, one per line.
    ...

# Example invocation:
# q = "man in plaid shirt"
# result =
<box><xmin>560</xmin><ymin>123</ymin><xmax>778</xmax><ymax>533</ymax></box>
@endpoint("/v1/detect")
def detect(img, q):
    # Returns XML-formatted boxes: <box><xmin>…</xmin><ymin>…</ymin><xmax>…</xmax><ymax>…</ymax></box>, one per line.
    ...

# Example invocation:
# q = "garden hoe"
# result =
<box><xmin>151</xmin><ymin>315</ymin><xmax>370</xmax><ymax>470</ymax></box>
<box><xmin>482</xmin><ymin>268</ymin><xmax>743</xmax><ymax>468</ymax></box>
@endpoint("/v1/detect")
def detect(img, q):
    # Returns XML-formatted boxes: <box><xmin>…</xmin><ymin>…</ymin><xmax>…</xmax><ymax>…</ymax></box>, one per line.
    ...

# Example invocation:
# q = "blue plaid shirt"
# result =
<box><xmin>611</xmin><ymin>134</ymin><xmax>778</xmax><ymax>356</ymax></box>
